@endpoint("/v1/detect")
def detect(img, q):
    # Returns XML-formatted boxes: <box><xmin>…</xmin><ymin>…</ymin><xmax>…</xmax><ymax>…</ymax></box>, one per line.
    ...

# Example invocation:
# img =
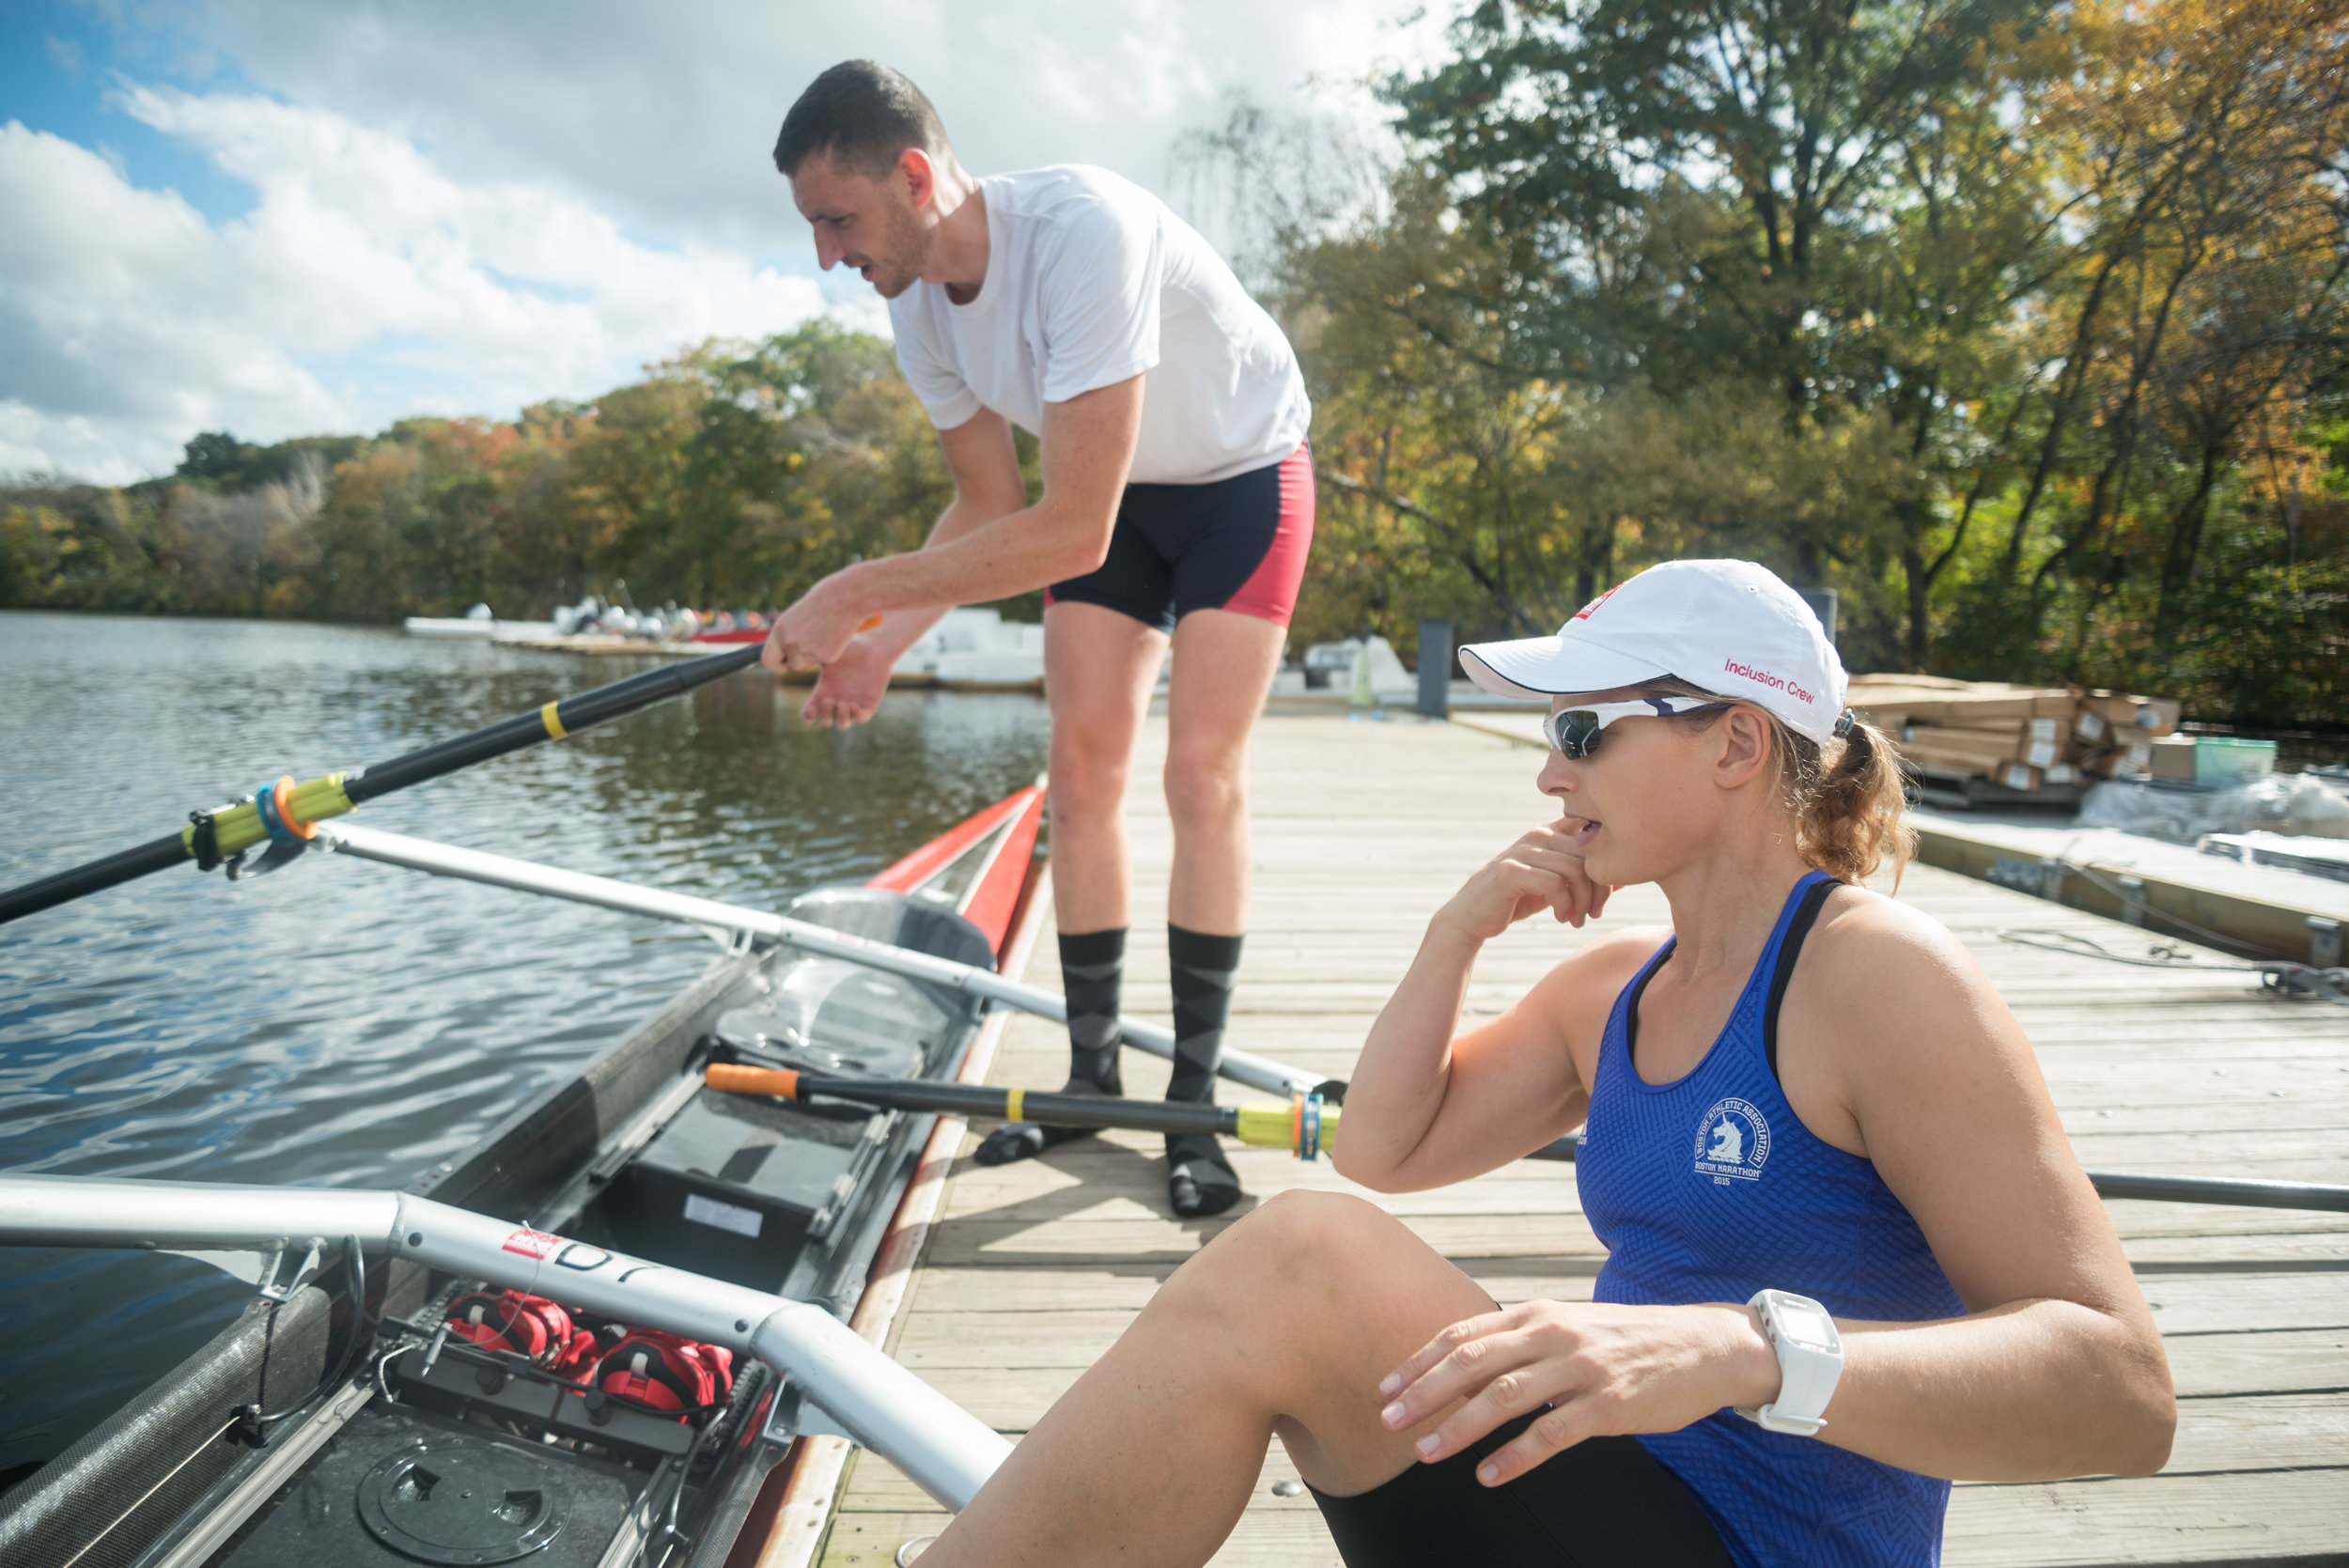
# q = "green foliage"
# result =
<box><xmin>0</xmin><ymin>322</ymin><xmax>962</xmax><ymax>626</ymax></box>
<box><xmin>0</xmin><ymin>485</ymin><xmax>176</xmax><ymax>613</ymax></box>
<box><xmin>1263</xmin><ymin>0</ymin><xmax>2348</xmax><ymax>720</ymax></box>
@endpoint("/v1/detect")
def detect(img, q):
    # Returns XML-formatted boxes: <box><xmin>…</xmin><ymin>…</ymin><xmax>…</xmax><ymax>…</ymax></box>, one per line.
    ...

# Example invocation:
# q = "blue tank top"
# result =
<box><xmin>1576</xmin><ymin>871</ymin><xmax>1966</xmax><ymax>1568</ymax></box>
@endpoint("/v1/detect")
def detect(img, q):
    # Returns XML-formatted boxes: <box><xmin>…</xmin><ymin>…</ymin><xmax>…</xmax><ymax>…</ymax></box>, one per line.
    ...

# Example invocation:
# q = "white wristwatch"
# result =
<box><xmin>1736</xmin><ymin>1289</ymin><xmax>1843</xmax><ymax>1436</ymax></box>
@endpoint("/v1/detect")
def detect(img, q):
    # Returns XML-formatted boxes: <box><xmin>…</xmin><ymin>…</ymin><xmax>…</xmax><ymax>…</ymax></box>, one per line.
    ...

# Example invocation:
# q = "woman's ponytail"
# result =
<box><xmin>1797</xmin><ymin>717</ymin><xmax>1912</xmax><ymax>886</ymax></box>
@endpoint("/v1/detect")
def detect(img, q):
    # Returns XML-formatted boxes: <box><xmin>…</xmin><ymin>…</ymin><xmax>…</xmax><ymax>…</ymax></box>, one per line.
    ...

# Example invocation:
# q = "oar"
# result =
<box><xmin>706</xmin><ymin>1063</ymin><xmax>1338</xmax><ymax>1160</ymax></box>
<box><xmin>0</xmin><ymin>640</ymin><xmax>778</xmax><ymax>926</ymax></box>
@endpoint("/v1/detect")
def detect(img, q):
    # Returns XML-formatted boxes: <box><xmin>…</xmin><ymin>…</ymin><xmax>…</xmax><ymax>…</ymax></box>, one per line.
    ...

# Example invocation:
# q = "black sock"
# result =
<box><xmin>1165</xmin><ymin>924</ymin><xmax>1242</xmax><ymax>1104</ymax></box>
<box><xmin>974</xmin><ymin>927</ymin><xmax>1125</xmax><ymax>1169</ymax></box>
<box><xmin>1058</xmin><ymin>926</ymin><xmax>1127</xmax><ymax>1094</ymax></box>
<box><xmin>1165</xmin><ymin>924</ymin><xmax>1245</xmax><ymax>1218</ymax></box>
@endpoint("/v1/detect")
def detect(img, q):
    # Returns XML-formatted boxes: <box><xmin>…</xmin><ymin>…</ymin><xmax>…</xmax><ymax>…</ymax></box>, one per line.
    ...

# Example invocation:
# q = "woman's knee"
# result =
<box><xmin>1171</xmin><ymin>1190</ymin><xmax>1409</xmax><ymax>1312</ymax></box>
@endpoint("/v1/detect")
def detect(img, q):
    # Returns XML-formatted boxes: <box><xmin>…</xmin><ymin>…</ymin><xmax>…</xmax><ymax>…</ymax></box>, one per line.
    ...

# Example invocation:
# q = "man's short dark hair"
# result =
<box><xmin>773</xmin><ymin>60</ymin><xmax>951</xmax><ymax>180</ymax></box>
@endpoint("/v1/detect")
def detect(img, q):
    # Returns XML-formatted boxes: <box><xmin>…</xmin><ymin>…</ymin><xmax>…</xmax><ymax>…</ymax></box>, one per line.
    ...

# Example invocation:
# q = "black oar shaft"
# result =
<box><xmin>348</xmin><ymin>644</ymin><xmax>763</xmax><ymax>802</ymax></box>
<box><xmin>749</xmin><ymin>1069</ymin><xmax>1238</xmax><ymax>1139</ymax></box>
<box><xmin>0</xmin><ymin>832</ymin><xmax>192</xmax><ymax>926</ymax></box>
<box><xmin>0</xmin><ymin>643</ymin><xmax>768</xmax><ymax>925</ymax></box>
<box><xmin>705</xmin><ymin>1064</ymin><xmax>1340</xmax><ymax>1156</ymax></box>
<box><xmin>2084</xmin><ymin>1169</ymin><xmax>2349</xmax><ymax>1212</ymax></box>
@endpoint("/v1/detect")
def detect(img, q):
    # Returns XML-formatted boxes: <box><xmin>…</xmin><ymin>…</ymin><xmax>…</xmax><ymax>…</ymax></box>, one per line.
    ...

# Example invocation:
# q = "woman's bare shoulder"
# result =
<box><xmin>1805</xmin><ymin>885</ymin><xmax>1990</xmax><ymax>1002</ymax></box>
<box><xmin>1796</xmin><ymin>883</ymin><xmax>2035</xmax><ymax>1095</ymax></box>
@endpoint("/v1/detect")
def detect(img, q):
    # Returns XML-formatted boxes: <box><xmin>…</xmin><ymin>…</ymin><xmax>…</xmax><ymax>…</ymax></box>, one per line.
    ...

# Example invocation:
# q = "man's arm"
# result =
<box><xmin>765</xmin><ymin>375</ymin><xmax>1143</xmax><ymax>675</ymax></box>
<box><xmin>796</xmin><ymin>410</ymin><xmax>1027</xmax><ymax>725</ymax></box>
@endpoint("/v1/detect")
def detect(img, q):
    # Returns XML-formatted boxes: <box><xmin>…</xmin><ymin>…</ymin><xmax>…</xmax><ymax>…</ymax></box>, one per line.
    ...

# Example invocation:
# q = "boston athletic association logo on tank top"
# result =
<box><xmin>1692</xmin><ymin>1097</ymin><xmax>1772</xmax><ymax>1184</ymax></box>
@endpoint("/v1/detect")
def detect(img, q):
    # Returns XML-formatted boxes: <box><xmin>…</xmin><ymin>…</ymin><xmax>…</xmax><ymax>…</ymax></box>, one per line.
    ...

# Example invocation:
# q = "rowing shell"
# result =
<box><xmin>0</xmin><ymin>785</ymin><xmax>1050</xmax><ymax>1568</ymax></box>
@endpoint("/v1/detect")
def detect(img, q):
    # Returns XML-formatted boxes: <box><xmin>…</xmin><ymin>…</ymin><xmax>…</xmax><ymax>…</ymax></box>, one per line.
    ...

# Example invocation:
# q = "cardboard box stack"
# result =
<box><xmin>1846</xmin><ymin>675</ymin><xmax>2183</xmax><ymax>794</ymax></box>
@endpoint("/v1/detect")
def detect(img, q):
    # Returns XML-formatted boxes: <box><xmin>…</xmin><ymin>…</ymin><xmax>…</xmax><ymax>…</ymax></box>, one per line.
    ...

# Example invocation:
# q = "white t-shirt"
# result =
<box><xmin>888</xmin><ymin>165</ymin><xmax>1311</xmax><ymax>485</ymax></box>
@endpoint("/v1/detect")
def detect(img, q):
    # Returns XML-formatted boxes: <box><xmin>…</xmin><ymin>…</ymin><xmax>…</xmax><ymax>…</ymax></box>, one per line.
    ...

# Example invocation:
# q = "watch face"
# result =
<box><xmin>1776</xmin><ymin>1300</ymin><xmax>1838</xmax><ymax>1350</ymax></box>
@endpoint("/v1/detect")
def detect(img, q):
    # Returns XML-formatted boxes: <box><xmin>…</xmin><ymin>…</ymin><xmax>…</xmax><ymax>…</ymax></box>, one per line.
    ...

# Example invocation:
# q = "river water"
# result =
<box><xmin>0</xmin><ymin>612</ymin><xmax>1051</xmax><ymax>1478</ymax></box>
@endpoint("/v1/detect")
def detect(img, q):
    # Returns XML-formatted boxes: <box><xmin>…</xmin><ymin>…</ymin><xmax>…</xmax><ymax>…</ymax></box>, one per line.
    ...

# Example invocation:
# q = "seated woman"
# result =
<box><xmin>921</xmin><ymin>559</ymin><xmax>2174</xmax><ymax>1567</ymax></box>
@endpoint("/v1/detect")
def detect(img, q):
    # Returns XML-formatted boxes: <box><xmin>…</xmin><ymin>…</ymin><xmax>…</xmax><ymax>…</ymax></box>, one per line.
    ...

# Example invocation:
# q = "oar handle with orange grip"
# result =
<box><xmin>707</xmin><ymin>1063</ymin><xmax>806</xmax><ymax>1099</ymax></box>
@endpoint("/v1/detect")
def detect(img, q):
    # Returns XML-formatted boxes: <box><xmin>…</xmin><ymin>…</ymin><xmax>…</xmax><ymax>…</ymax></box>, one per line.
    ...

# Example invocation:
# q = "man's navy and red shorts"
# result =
<box><xmin>1046</xmin><ymin>443</ymin><xmax>1314</xmax><ymax>631</ymax></box>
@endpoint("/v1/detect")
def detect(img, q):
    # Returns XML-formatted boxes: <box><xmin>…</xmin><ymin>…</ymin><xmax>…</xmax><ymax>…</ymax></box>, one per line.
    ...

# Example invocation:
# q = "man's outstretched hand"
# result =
<box><xmin>801</xmin><ymin>636</ymin><xmax>894</xmax><ymax>729</ymax></box>
<box><xmin>761</xmin><ymin>569</ymin><xmax>876</xmax><ymax>675</ymax></box>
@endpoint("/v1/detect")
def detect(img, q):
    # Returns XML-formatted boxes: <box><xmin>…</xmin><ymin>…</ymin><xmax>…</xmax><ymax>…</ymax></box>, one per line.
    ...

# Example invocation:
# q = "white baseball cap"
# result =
<box><xmin>1458</xmin><ymin>559</ymin><xmax>1850</xmax><ymax>744</ymax></box>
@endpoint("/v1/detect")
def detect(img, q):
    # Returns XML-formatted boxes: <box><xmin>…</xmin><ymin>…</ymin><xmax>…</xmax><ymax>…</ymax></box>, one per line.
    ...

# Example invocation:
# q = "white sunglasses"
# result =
<box><xmin>1541</xmin><ymin>697</ymin><xmax>1729</xmax><ymax>758</ymax></box>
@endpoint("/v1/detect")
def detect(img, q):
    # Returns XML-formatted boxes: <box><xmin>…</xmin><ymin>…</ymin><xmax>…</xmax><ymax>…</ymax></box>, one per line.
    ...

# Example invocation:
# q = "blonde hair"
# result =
<box><xmin>1637</xmin><ymin>676</ymin><xmax>1912</xmax><ymax>885</ymax></box>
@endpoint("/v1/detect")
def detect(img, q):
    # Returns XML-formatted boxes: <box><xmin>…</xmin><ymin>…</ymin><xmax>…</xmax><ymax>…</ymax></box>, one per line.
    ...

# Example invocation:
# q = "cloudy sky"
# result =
<box><xmin>0</xmin><ymin>0</ymin><xmax>1446</xmax><ymax>484</ymax></box>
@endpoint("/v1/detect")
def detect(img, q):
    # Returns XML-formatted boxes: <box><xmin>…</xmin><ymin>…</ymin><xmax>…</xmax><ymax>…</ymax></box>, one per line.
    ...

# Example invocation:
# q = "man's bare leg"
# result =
<box><xmin>977</xmin><ymin>600</ymin><xmax>1166</xmax><ymax>1166</ymax></box>
<box><xmin>1042</xmin><ymin>600</ymin><xmax>1168</xmax><ymax>933</ymax></box>
<box><xmin>1159</xmin><ymin>609</ymin><xmax>1289</xmax><ymax>1213</ymax></box>
<box><xmin>919</xmin><ymin>1191</ymin><xmax>1498</xmax><ymax>1567</ymax></box>
<box><xmin>1162</xmin><ymin>608</ymin><xmax>1288</xmax><ymax>932</ymax></box>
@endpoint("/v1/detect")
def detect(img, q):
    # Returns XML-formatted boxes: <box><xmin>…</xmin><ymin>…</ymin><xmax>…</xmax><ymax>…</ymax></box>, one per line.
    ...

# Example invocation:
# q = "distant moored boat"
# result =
<box><xmin>403</xmin><ymin>603</ymin><xmax>558</xmax><ymax>641</ymax></box>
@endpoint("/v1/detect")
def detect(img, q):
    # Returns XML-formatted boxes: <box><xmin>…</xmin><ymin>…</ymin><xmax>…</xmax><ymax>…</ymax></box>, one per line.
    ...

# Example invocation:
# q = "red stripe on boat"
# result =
<box><xmin>957</xmin><ymin>788</ymin><xmax>1045</xmax><ymax>958</ymax></box>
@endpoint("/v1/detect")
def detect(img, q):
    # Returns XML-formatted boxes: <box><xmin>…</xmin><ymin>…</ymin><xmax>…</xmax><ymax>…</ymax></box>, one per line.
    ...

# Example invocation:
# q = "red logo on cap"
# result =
<box><xmin>1573</xmin><ymin>585</ymin><xmax>1623</xmax><ymax>621</ymax></box>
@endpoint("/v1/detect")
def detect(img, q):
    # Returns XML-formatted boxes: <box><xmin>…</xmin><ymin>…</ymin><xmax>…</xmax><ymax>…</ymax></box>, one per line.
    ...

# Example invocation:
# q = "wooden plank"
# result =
<box><xmin>2139</xmin><ymin>1272</ymin><xmax>2349</xmax><ymax>1332</ymax></box>
<box><xmin>1944</xmin><ymin>1467</ymin><xmax>2349</xmax><ymax>1566</ymax></box>
<box><xmin>815</xmin><ymin>1513</ymin><xmax>947</xmax><ymax>1566</ymax></box>
<box><xmin>2165</xmin><ymin>1329</ymin><xmax>2349</xmax><ymax>1397</ymax></box>
<box><xmin>2158</xmin><ymin>1392</ymin><xmax>2349</xmax><ymax>1473</ymax></box>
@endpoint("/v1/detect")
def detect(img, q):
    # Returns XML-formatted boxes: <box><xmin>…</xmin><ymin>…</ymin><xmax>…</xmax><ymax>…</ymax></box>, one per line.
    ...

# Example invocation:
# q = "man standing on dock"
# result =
<box><xmin>760</xmin><ymin>61</ymin><xmax>1314</xmax><ymax>1219</ymax></box>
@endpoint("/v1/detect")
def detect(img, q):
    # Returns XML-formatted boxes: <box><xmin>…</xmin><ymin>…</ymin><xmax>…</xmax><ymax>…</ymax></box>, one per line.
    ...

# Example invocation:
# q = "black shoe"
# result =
<box><xmin>973</xmin><ymin>1076</ymin><xmax>1120</xmax><ymax>1166</ymax></box>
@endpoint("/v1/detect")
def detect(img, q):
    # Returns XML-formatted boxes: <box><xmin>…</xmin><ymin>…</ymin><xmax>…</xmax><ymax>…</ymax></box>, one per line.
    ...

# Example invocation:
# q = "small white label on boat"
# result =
<box><xmin>684</xmin><ymin>1193</ymin><xmax>763</xmax><ymax>1238</ymax></box>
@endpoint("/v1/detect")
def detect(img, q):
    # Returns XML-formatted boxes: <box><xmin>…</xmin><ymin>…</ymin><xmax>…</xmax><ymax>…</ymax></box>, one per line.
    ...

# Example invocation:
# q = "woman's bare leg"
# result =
<box><xmin>918</xmin><ymin>1190</ymin><xmax>1498</xmax><ymax>1567</ymax></box>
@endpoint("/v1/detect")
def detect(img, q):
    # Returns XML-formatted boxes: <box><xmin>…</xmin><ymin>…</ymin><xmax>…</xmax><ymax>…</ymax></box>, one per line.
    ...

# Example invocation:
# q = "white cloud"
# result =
<box><xmin>0</xmin><ymin>88</ymin><xmax>830</xmax><ymax>482</ymax></box>
<box><xmin>5</xmin><ymin>1</ymin><xmax>1453</xmax><ymax>481</ymax></box>
<box><xmin>193</xmin><ymin>0</ymin><xmax>1449</xmax><ymax>256</ymax></box>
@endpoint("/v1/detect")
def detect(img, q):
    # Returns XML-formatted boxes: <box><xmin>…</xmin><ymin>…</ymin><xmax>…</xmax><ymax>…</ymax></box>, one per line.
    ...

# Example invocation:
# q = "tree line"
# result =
<box><xmin>1</xmin><ymin>327</ymin><xmax>962</xmax><ymax>628</ymax></box>
<box><xmin>1237</xmin><ymin>0</ymin><xmax>2347</xmax><ymax>725</ymax></box>
<box><xmin>4</xmin><ymin>0</ymin><xmax>2342</xmax><ymax>725</ymax></box>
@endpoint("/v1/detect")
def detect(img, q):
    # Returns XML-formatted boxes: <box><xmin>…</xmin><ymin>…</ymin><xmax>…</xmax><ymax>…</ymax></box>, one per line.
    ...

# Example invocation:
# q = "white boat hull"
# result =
<box><xmin>403</xmin><ymin>618</ymin><xmax>560</xmax><ymax>642</ymax></box>
<box><xmin>402</xmin><ymin>616</ymin><xmax>495</xmax><ymax>639</ymax></box>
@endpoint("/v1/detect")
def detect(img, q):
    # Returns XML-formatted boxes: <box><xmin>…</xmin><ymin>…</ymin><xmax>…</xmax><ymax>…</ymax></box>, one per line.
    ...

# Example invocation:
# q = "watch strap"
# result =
<box><xmin>1736</xmin><ymin>1289</ymin><xmax>1842</xmax><ymax>1436</ymax></box>
<box><xmin>1742</xmin><ymin>1402</ymin><xmax>1829</xmax><ymax>1436</ymax></box>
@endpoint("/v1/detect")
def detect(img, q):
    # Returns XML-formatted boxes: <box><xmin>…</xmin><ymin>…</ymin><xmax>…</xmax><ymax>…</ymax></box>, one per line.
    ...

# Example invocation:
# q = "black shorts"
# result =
<box><xmin>1045</xmin><ymin>443</ymin><xmax>1314</xmax><ymax>633</ymax></box>
<box><xmin>1310</xmin><ymin>1415</ymin><xmax>1734</xmax><ymax>1568</ymax></box>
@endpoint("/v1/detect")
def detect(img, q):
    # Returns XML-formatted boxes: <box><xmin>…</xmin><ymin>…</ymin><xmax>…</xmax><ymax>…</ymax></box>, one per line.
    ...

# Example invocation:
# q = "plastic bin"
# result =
<box><xmin>2193</xmin><ymin>737</ymin><xmax>2277</xmax><ymax>788</ymax></box>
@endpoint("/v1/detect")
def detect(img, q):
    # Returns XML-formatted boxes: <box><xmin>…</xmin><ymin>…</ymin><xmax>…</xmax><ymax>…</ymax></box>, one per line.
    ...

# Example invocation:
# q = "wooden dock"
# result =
<box><xmin>803</xmin><ymin>715</ymin><xmax>2349</xmax><ymax>1567</ymax></box>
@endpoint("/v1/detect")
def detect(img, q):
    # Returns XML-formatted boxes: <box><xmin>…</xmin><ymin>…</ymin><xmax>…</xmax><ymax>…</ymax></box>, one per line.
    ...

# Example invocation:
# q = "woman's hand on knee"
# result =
<box><xmin>1376</xmin><ymin>1300</ymin><xmax>1778</xmax><ymax>1486</ymax></box>
<box><xmin>1436</xmin><ymin>820</ymin><xmax>1613</xmax><ymax>941</ymax></box>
